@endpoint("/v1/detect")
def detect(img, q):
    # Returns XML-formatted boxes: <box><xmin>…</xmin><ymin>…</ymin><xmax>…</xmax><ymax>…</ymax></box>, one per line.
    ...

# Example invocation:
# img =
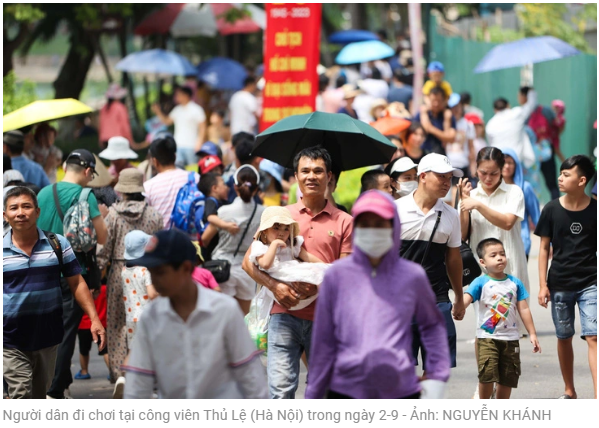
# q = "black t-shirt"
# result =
<box><xmin>201</xmin><ymin>197</ymin><xmax>226</xmax><ymax>261</ymax></box>
<box><xmin>534</xmin><ymin>198</ymin><xmax>597</xmax><ymax>292</ymax></box>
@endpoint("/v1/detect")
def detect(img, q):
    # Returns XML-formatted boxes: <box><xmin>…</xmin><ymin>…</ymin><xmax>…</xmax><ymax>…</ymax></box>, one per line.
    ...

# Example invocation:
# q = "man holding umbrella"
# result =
<box><xmin>243</xmin><ymin>147</ymin><xmax>353</xmax><ymax>399</ymax></box>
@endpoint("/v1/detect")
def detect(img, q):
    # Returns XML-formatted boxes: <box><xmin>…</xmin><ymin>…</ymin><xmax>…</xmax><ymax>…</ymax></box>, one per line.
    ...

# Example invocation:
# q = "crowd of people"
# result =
<box><xmin>3</xmin><ymin>51</ymin><xmax>597</xmax><ymax>401</ymax></box>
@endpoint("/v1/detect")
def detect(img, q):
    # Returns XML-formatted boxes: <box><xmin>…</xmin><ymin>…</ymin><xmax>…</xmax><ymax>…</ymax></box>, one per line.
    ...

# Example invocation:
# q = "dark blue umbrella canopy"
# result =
<box><xmin>329</xmin><ymin>30</ymin><xmax>379</xmax><ymax>44</ymax></box>
<box><xmin>196</xmin><ymin>57</ymin><xmax>248</xmax><ymax>91</ymax></box>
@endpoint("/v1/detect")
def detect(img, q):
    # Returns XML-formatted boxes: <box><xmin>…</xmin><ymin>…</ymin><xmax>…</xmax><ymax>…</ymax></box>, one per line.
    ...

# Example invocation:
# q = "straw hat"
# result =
<box><xmin>370</xmin><ymin>98</ymin><xmax>388</xmax><ymax>119</ymax></box>
<box><xmin>87</xmin><ymin>154</ymin><xmax>114</xmax><ymax>188</ymax></box>
<box><xmin>114</xmin><ymin>168</ymin><xmax>145</xmax><ymax>194</ymax></box>
<box><xmin>342</xmin><ymin>84</ymin><xmax>363</xmax><ymax>100</ymax></box>
<box><xmin>253</xmin><ymin>206</ymin><xmax>300</xmax><ymax>247</ymax></box>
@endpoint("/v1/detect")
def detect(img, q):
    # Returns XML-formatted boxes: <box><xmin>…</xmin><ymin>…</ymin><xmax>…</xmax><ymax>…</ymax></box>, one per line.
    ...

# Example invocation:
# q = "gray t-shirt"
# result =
<box><xmin>211</xmin><ymin>197</ymin><xmax>265</xmax><ymax>265</ymax></box>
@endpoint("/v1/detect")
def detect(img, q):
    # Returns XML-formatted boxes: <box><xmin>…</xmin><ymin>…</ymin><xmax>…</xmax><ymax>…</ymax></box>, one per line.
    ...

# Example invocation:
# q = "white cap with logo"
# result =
<box><xmin>417</xmin><ymin>153</ymin><xmax>464</xmax><ymax>177</ymax></box>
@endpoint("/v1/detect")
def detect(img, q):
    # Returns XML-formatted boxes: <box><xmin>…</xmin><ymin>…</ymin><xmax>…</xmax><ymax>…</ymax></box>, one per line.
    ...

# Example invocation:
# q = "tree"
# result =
<box><xmin>3</xmin><ymin>4</ymin><xmax>44</xmax><ymax>76</ymax></box>
<box><xmin>471</xmin><ymin>4</ymin><xmax>597</xmax><ymax>53</ymax></box>
<box><xmin>3</xmin><ymin>71</ymin><xmax>36</xmax><ymax>115</ymax></box>
<box><xmin>19</xmin><ymin>4</ymin><xmax>162</xmax><ymax>100</ymax></box>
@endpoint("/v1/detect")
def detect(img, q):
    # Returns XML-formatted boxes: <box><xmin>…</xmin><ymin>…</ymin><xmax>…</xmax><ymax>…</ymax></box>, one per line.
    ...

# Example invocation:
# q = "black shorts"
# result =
<box><xmin>78</xmin><ymin>329</ymin><xmax>107</xmax><ymax>356</ymax></box>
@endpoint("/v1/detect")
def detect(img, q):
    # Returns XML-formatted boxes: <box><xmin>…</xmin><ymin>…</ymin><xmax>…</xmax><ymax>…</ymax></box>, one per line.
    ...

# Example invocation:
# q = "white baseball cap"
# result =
<box><xmin>390</xmin><ymin>157</ymin><xmax>418</xmax><ymax>175</ymax></box>
<box><xmin>417</xmin><ymin>153</ymin><xmax>464</xmax><ymax>177</ymax></box>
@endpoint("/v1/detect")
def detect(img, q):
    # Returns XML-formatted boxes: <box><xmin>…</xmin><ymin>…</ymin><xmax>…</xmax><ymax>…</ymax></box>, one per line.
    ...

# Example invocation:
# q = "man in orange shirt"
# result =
<box><xmin>243</xmin><ymin>147</ymin><xmax>353</xmax><ymax>399</ymax></box>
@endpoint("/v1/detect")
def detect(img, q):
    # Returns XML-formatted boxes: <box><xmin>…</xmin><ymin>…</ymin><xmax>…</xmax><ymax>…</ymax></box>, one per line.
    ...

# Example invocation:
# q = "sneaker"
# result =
<box><xmin>113</xmin><ymin>377</ymin><xmax>125</xmax><ymax>399</ymax></box>
<box><xmin>74</xmin><ymin>370</ymin><xmax>91</xmax><ymax>380</ymax></box>
<box><xmin>64</xmin><ymin>388</ymin><xmax>73</xmax><ymax>399</ymax></box>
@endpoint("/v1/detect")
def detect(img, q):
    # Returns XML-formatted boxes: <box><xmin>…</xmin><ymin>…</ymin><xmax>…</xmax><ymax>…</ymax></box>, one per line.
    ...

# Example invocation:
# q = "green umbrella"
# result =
<box><xmin>252</xmin><ymin>112</ymin><xmax>397</xmax><ymax>171</ymax></box>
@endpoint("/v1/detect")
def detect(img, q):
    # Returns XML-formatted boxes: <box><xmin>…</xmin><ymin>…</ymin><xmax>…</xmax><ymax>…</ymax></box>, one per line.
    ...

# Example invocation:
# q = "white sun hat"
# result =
<box><xmin>99</xmin><ymin>136</ymin><xmax>138</xmax><ymax>161</ymax></box>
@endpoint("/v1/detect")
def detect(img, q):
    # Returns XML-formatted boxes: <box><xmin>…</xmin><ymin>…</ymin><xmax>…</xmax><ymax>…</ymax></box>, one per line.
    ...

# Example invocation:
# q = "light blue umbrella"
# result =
<box><xmin>329</xmin><ymin>30</ymin><xmax>379</xmax><ymax>45</ymax></box>
<box><xmin>474</xmin><ymin>36</ymin><xmax>581</xmax><ymax>74</ymax></box>
<box><xmin>335</xmin><ymin>40</ymin><xmax>395</xmax><ymax>65</ymax></box>
<box><xmin>116</xmin><ymin>49</ymin><xmax>196</xmax><ymax>76</ymax></box>
<box><xmin>196</xmin><ymin>57</ymin><xmax>248</xmax><ymax>91</ymax></box>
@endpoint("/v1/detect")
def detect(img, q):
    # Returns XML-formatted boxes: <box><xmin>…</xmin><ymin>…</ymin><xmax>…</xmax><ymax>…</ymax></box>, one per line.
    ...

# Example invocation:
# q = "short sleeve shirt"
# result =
<box><xmin>228</xmin><ymin>91</ymin><xmax>258</xmax><ymax>135</ymax></box>
<box><xmin>396</xmin><ymin>192</ymin><xmax>461</xmax><ymax>303</ymax></box>
<box><xmin>4</xmin><ymin>229</ymin><xmax>82</xmax><ymax>351</ymax></box>
<box><xmin>466</xmin><ymin>274</ymin><xmax>528</xmax><ymax>341</ymax></box>
<box><xmin>534</xmin><ymin>198</ymin><xmax>597</xmax><ymax>292</ymax></box>
<box><xmin>37</xmin><ymin>182</ymin><xmax>101</xmax><ymax>274</ymax></box>
<box><xmin>413</xmin><ymin>110</ymin><xmax>456</xmax><ymax>155</ymax></box>
<box><xmin>168</xmin><ymin>102</ymin><xmax>206</xmax><ymax>149</ymax></box>
<box><xmin>271</xmin><ymin>199</ymin><xmax>353</xmax><ymax>321</ymax></box>
<box><xmin>468</xmin><ymin>181</ymin><xmax>529</xmax><ymax>291</ymax></box>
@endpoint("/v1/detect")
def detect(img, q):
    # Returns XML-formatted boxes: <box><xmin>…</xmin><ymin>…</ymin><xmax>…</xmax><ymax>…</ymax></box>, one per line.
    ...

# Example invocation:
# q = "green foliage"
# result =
<box><xmin>516</xmin><ymin>3</ymin><xmax>593</xmax><ymax>53</ymax></box>
<box><xmin>474</xmin><ymin>25</ymin><xmax>524</xmax><ymax>43</ymax></box>
<box><xmin>3</xmin><ymin>4</ymin><xmax>44</xmax><ymax>23</ymax></box>
<box><xmin>3</xmin><ymin>71</ymin><xmax>37</xmax><ymax>115</ymax></box>
<box><xmin>471</xmin><ymin>4</ymin><xmax>596</xmax><ymax>53</ymax></box>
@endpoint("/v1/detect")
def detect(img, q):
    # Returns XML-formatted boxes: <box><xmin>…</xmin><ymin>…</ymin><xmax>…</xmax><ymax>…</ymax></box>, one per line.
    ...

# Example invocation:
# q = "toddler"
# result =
<box><xmin>250</xmin><ymin>206</ymin><xmax>329</xmax><ymax>310</ymax></box>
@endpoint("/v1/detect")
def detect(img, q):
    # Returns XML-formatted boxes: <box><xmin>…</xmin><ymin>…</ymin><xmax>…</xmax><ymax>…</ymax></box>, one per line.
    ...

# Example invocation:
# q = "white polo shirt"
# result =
<box><xmin>123</xmin><ymin>284</ymin><xmax>268</xmax><ymax>399</ymax></box>
<box><xmin>395</xmin><ymin>191</ymin><xmax>461</xmax><ymax>303</ymax></box>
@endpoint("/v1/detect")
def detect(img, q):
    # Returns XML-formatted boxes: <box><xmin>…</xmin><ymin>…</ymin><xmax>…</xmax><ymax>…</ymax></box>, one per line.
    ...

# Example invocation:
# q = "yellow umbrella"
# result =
<box><xmin>3</xmin><ymin>98</ymin><xmax>93</xmax><ymax>132</ymax></box>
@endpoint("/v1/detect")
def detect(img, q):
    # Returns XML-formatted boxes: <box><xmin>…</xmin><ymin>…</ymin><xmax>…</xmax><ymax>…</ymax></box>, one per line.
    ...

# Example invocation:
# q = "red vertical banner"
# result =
<box><xmin>260</xmin><ymin>3</ymin><xmax>322</xmax><ymax>132</ymax></box>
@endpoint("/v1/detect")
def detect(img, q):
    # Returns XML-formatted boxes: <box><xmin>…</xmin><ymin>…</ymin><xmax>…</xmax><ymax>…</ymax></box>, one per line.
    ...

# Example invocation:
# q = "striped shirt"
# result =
<box><xmin>143</xmin><ymin>169</ymin><xmax>198</xmax><ymax>229</ymax></box>
<box><xmin>3</xmin><ymin>228</ymin><xmax>82</xmax><ymax>351</ymax></box>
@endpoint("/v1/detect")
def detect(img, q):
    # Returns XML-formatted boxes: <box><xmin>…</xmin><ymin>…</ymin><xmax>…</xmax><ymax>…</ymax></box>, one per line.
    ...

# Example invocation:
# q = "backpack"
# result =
<box><xmin>170</xmin><ymin>172</ymin><xmax>202</xmax><ymax>234</ymax></box>
<box><xmin>194</xmin><ymin>195</ymin><xmax>219</xmax><ymax>236</ymax></box>
<box><xmin>53</xmin><ymin>184</ymin><xmax>97</xmax><ymax>253</ymax></box>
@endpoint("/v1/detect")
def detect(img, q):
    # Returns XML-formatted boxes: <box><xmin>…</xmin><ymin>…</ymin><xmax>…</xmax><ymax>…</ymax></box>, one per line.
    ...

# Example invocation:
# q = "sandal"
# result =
<box><xmin>558</xmin><ymin>394</ymin><xmax>572</xmax><ymax>399</ymax></box>
<box><xmin>74</xmin><ymin>370</ymin><xmax>91</xmax><ymax>380</ymax></box>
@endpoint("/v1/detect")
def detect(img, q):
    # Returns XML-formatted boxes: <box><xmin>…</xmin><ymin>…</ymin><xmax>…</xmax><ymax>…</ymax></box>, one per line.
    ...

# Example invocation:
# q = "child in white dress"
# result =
<box><xmin>250</xmin><ymin>206</ymin><xmax>330</xmax><ymax>310</ymax></box>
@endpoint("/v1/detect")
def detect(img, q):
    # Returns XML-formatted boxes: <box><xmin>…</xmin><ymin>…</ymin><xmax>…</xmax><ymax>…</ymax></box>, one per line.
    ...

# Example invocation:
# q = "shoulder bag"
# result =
<box><xmin>454</xmin><ymin>191</ymin><xmax>482</xmax><ymax>286</ymax></box>
<box><xmin>204</xmin><ymin>202</ymin><xmax>258</xmax><ymax>283</ymax></box>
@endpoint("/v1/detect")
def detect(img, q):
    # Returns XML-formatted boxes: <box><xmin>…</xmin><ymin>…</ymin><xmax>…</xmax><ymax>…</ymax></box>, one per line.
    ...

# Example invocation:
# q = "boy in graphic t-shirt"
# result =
<box><xmin>535</xmin><ymin>154</ymin><xmax>597</xmax><ymax>400</ymax></box>
<box><xmin>464</xmin><ymin>238</ymin><xmax>541</xmax><ymax>399</ymax></box>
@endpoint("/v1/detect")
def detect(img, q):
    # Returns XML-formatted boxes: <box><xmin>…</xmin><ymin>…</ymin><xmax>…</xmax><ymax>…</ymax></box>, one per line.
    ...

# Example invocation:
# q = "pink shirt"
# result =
<box><xmin>192</xmin><ymin>267</ymin><xmax>219</xmax><ymax>290</ymax></box>
<box><xmin>271</xmin><ymin>199</ymin><xmax>354</xmax><ymax>321</ymax></box>
<box><xmin>143</xmin><ymin>169</ymin><xmax>197</xmax><ymax>229</ymax></box>
<box><xmin>99</xmin><ymin>102</ymin><xmax>133</xmax><ymax>144</ymax></box>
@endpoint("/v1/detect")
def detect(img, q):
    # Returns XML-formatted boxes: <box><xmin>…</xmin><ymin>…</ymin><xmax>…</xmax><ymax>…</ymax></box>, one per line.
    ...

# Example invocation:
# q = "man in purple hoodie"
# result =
<box><xmin>306</xmin><ymin>190</ymin><xmax>450</xmax><ymax>399</ymax></box>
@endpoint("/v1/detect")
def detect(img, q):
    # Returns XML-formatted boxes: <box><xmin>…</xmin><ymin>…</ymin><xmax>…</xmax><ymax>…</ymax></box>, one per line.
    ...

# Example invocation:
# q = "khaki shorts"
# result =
<box><xmin>477</xmin><ymin>338</ymin><xmax>521</xmax><ymax>388</ymax></box>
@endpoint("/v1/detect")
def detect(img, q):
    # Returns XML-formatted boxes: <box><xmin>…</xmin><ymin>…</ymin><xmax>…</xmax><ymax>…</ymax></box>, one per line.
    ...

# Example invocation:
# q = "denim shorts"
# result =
<box><xmin>550</xmin><ymin>285</ymin><xmax>597</xmax><ymax>340</ymax></box>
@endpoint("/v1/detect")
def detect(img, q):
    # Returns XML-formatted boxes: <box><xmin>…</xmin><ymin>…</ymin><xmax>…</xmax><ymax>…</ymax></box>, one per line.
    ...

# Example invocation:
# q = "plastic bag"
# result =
<box><xmin>245</xmin><ymin>286</ymin><xmax>274</xmax><ymax>362</ymax></box>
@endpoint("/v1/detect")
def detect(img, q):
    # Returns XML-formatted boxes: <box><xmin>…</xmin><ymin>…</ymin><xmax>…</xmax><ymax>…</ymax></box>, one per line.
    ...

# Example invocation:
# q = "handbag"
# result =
<box><xmin>204</xmin><ymin>202</ymin><xmax>258</xmax><ymax>283</ymax></box>
<box><xmin>454</xmin><ymin>191</ymin><xmax>482</xmax><ymax>286</ymax></box>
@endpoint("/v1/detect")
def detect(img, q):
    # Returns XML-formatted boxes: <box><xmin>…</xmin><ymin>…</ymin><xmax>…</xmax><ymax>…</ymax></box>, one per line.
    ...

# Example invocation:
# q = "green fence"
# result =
<box><xmin>428</xmin><ymin>21</ymin><xmax>597</xmax><ymax>200</ymax></box>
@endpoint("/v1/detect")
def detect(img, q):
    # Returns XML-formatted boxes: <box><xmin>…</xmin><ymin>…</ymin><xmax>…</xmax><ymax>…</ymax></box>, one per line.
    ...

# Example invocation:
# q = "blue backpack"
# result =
<box><xmin>170</xmin><ymin>172</ymin><xmax>202</xmax><ymax>234</ymax></box>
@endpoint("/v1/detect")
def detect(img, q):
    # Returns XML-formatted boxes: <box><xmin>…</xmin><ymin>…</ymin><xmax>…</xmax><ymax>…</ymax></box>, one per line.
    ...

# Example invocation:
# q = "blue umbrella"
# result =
<box><xmin>329</xmin><ymin>30</ymin><xmax>379</xmax><ymax>45</ymax></box>
<box><xmin>335</xmin><ymin>40</ymin><xmax>395</xmax><ymax>65</ymax></box>
<box><xmin>116</xmin><ymin>49</ymin><xmax>196</xmax><ymax>76</ymax></box>
<box><xmin>474</xmin><ymin>36</ymin><xmax>581</xmax><ymax>74</ymax></box>
<box><xmin>196</xmin><ymin>57</ymin><xmax>248</xmax><ymax>91</ymax></box>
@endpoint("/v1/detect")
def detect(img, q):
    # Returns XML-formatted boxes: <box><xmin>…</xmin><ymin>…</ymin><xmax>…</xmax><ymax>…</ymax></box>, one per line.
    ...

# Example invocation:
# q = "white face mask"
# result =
<box><xmin>398</xmin><ymin>180</ymin><xmax>418</xmax><ymax>197</ymax></box>
<box><xmin>354</xmin><ymin>228</ymin><xmax>394</xmax><ymax>258</ymax></box>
